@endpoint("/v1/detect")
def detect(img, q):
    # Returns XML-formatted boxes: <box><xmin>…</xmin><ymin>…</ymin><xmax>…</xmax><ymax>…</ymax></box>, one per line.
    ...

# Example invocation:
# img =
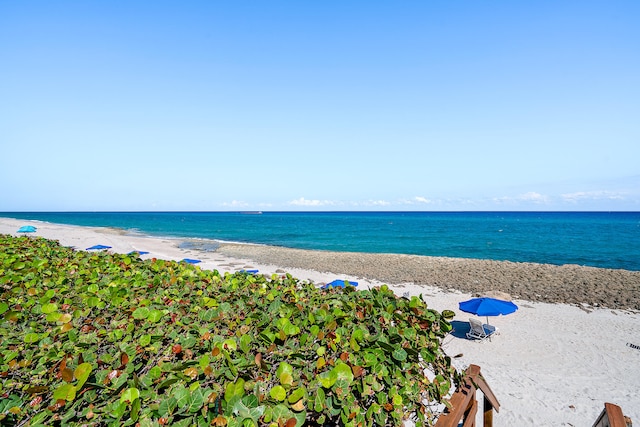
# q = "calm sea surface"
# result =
<box><xmin>4</xmin><ymin>211</ymin><xmax>640</xmax><ymax>271</ymax></box>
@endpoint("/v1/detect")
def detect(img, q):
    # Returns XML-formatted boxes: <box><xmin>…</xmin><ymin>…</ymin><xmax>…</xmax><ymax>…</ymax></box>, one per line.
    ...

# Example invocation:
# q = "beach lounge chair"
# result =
<box><xmin>466</xmin><ymin>318</ymin><xmax>497</xmax><ymax>341</ymax></box>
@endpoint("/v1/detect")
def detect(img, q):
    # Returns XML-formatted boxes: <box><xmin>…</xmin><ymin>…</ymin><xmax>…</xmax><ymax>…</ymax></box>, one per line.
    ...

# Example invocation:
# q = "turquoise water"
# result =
<box><xmin>4</xmin><ymin>211</ymin><xmax>640</xmax><ymax>271</ymax></box>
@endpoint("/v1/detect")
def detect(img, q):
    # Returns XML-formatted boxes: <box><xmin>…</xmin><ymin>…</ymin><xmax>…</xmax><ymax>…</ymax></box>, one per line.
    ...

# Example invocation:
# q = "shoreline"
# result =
<box><xmin>4</xmin><ymin>212</ymin><xmax>639</xmax><ymax>272</ymax></box>
<box><xmin>1</xmin><ymin>217</ymin><xmax>639</xmax><ymax>425</ymax></box>
<box><xmin>4</xmin><ymin>216</ymin><xmax>639</xmax><ymax>310</ymax></box>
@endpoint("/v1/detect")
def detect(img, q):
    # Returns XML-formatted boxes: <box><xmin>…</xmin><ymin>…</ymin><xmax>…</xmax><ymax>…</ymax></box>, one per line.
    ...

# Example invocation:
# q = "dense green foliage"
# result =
<box><xmin>0</xmin><ymin>235</ymin><xmax>460</xmax><ymax>426</ymax></box>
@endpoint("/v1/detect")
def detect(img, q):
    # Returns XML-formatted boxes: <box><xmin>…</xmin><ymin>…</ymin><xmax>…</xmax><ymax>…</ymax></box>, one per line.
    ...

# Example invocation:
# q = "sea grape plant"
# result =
<box><xmin>0</xmin><ymin>235</ymin><xmax>461</xmax><ymax>426</ymax></box>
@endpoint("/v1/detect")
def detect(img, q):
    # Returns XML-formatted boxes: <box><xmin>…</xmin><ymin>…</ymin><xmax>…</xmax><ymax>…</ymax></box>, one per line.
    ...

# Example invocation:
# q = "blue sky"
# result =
<box><xmin>1</xmin><ymin>1</ymin><xmax>639</xmax><ymax>211</ymax></box>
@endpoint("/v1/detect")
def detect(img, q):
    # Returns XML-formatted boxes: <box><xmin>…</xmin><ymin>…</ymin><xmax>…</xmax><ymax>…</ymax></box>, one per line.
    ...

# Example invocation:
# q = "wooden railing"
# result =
<box><xmin>435</xmin><ymin>364</ymin><xmax>499</xmax><ymax>427</ymax></box>
<box><xmin>433</xmin><ymin>364</ymin><xmax>633</xmax><ymax>427</ymax></box>
<box><xmin>592</xmin><ymin>402</ymin><xmax>632</xmax><ymax>427</ymax></box>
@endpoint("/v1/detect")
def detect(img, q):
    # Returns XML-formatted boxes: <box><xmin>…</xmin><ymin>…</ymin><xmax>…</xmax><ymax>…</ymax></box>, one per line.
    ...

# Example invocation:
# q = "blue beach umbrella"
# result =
<box><xmin>322</xmin><ymin>279</ymin><xmax>359</xmax><ymax>289</ymax></box>
<box><xmin>181</xmin><ymin>258</ymin><xmax>201</xmax><ymax>264</ymax></box>
<box><xmin>86</xmin><ymin>244</ymin><xmax>112</xmax><ymax>250</ymax></box>
<box><xmin>458</xmin><ymin>297</ymin><xmax>518</xmax><ymax>325</ymax></box>
<box><xmin>17</xmin><ymin>225</ymin><xmax>37</xmax><ymax>233</ymax></box>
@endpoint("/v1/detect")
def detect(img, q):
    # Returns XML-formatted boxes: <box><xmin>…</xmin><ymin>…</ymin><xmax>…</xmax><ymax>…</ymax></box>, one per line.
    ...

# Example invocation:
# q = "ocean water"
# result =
<box><xmin>4</xmin><ymin>211</ymin><xmax>640</xmax><ymax>271</ymax></box>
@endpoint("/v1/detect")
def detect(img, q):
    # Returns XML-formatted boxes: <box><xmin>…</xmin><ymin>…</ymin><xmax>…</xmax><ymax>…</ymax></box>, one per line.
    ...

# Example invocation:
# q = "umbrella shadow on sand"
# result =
<box><xmin>449</xmin><ymin>320</ymin><xmax>472</xmax><ymax>339</ymax></box>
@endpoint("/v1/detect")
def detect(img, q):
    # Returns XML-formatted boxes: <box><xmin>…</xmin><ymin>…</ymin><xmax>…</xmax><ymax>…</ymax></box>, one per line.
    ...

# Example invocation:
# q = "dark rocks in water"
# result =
<box><xmin>215</xmin><ymin>243</ymin><xmax>640</xmax><ymax>311</ymax></box>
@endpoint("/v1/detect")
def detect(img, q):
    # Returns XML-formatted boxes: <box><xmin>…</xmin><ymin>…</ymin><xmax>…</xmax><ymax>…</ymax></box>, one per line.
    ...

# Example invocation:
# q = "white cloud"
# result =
<box><xmin>518</xmin><ymin>192</ymin><xmax>549</xmax><ymax>203</ymax></box>
<box><xmin>221</xmin><ymin>200</ymin><xmax>249</xmax><ymax>208</ymax></box>
<box><xmin>288</xmin><ymin>197</ymin><xmax>335</xmax><ymax>207</ymax></box>
<box><xmin>492</xmin><ymin>192</ymin><xmax>549</xmax><ymax>205</ymax></box>
<box><xmin>369</xmin><ymin>199</ymin><xmax>391</xmax><ymax>206</ymax></box>
<box><xmin>396</xmin><ymin>196</ymin><xmax>435</xmax><ymax>205</ymax></box>
<box><xmin>491</xmin><ymin>196</ymin><xmax>510</xmax><ymax>204</ymax></box>
<box><xmin>561</xmin><ymin>190</ymin><xmax>625</xmax><ymax>203</ymax></box>
<box><xmin>413</xmin><ymin>196</ymin><xmax>433</xmax><ymax>204</ymax></box>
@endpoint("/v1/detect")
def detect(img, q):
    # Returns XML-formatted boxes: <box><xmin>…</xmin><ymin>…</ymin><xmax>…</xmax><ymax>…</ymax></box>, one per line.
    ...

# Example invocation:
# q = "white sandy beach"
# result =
<box><xmin>1</xmin><ymin>217</ymin><xmax>638</xmax><ymax>426</ymax></box>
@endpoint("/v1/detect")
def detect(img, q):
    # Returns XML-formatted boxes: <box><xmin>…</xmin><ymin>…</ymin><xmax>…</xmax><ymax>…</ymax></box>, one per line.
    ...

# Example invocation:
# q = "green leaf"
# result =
<box><xmin>41</xmin><ymin>289</ymin><xmax>56</xmax><ymax>302</ymax></box>
<box><xmin>223</xmin><ymin>339</ymin><xmax>237</xmax><ymax>352</ymax></box>
<box><xmin>442</xmin><ymin>310</ymin><xmax>455</xmax><ymax>320</ymax></box>
<box><xmin>287</xmin><ymin>387</ymin><xmax>306</xmax><ymax>404</ymax></box>
<box><xmin>276</xmin><ymin>362</ymin><xmax>293</xmax><ymax>384</ymax></box>
<box><xmin>275</xmin><ymin>317</ymin><xmax>289</xmax><ymax>330</ymax></box>
<box><xmin>53</xmin><ymin>383</ymin><xmax>77</xmax><ymax>401</ymax></box>
<box><xmin>198</xmin><ymin>309</ymin><xmax>217</xmax><ymax>321</ymax></box>
<box><xmin>224</xmin><ymin>378</ymin><xmax>245</xmax><ymax>403</ymax></box>
<box><xmin>280</xmin><ymin>372</ymin><xmax>293</xmax><ymax>386</ymax></box>
<box><xmin>405</xmin><ymin>326</ymin><xmax>419</xmax><ymax>342</ymax></box>
<box><xmin>28</xmin><ymin>410</ymin><xmax>49</xmax><ymax>425</ymax></box>
<box><xmin>132</xmin><ymin>307</ymin><xmax>150</xmax><ymax>320</ymax></box>
<box><xmin>333</xmin><ymin>361</ymin><xmax>354</xmax><ymax>383</ymax></box>
<box><xmin>158</xmin><ymin>376</ymin><xmax>180</xmax><ymax>390</ymax></box>
<box><xmin>131</xmin><ymin>393</ymin><xmax>141</xmax><ymax>421</ymax></box>
<box><xmin>148</xmin><ymin>309</ymin><xmax>164</xmax><ymax>323</ymax></box>
<box><xmin>270</xmin><ymin>404</ymin><xmax>294</xmax><ymax>424</ymax></box>
<box><xmin>186</xmin><ymin>388</ymin><xmax>204</xmax><ymax>413</ymax></box>
<box><xmin>158</xmin><ymin>396</ymin><xmax>177</xmax><ymax>417</ymax></box>
<box><xmin>283</xmin><ymin>322</ymin><xmax>300</xmax><ymax>336</ymax></box>
<box><xmin>24</xmin><ymin>332</ymin><xmax>40</xmax><ymax>343</ymax></box>
<box><xmin>46</xmin><ymin>312</ymin><xmax>62</xmax><ymax>322</ymax></box>
<box><xmin>120</xmin><ymin>387</ymin><xmax>140</xmax><ymax>404</ymax></box>
<box><xmin>109</xmin><ymin>400</ymin><xmax>127</xmax><ymax>419</ymax></box>
<box><xmin>139</xmin><ymin>334</ymin><xmax>151</xmax><ymax>346</ymax></box>
<box><xmin>310</xmin><ymin>324</ymin><xmax>320</xmax><ymax>337</ymax></box>
<box><xmin>239</xmin><ymin>333</ymin><xmax>251</xmax><ymax>353</ymax></box>
<box><xmin>440</xmin><ymin>319</ymin><xmax>453</xmax><ymax>333</ymax></box>
<box><xmin>392</xmin><ymin>393</ymin><xmax>403</xmax><ymax>406</ymax></box>
<box><xmin>86</xmin><ymin>296</ymin><xmax>101</xmax><ymax>307</ymax></box>
<box><xmin>242</xmin><ymin>394</ymin><xmax>259</xmax><ymax>409</ymax></box>
<box><xmin>313</xmin><ymin>388</ymin><xmax>325</xmax><ymax>412</ymax></box>
<box><xmin>171</xmin><ymin>418</ymin><xmax>195</xmax><ymax>427</ymax></box>
<box><xmin>244</xmin><ymin>405</ymin><xmax>266</xmax><ymax>422</ymax></box>
<box><xmin>349</xmin><ymin>336</ymin><xmax>361</xmax><ymax>351</ymax></box>
<box><xmin>392</xmin><ymin>347</ymin><xmax>408</xmax><ymax>362</ymax></box>
<box><xmin>233</xmin><ymin>399</ymin><xmax>265</xmax><ymax>422</ymax></box>
<box><xmin>3</xmin><ymin>350</ymin><xmax>19</xmax><ymax>363</ymax></box>
<box><xmin>148</xmin><ymin>366</ymin><xmax>162</xmax><ymax>380</ymax></box>
<box><xmin>199</xmin><ymin>354</ymin><xmax>210</xmax><ymax>369</ymax></box>
<box><xmin>269</xmin><ymin>385</ymin><xmax>286</xmax><ymax>402</ymax></box>
<box><xmin>259</xmin><ymin>331</ymin><xmax>275</xmax><ymax>343</ymax></box>
<box><xmin>173</xmin><ymin>385</ymin><xmax>190</xmax><ymax>409</ymax></box>
<box><xmin>41</xmin><ymin>302</ymin><xmax>58</xmax><ymax>314</ymax></box>
<box><xmin>317</xmin><ymin>369</ymin><xmax>337</xmax><ymax>389</ymax></box>
<box><xmin>74</xmin><ymin>362</ymin><xmax>92</xmax><ymax>389</ymax></box>
<box><xmin>59</xmin><ymin>312</ymin><xmax>72</xmax><ymax>323</ymax></box>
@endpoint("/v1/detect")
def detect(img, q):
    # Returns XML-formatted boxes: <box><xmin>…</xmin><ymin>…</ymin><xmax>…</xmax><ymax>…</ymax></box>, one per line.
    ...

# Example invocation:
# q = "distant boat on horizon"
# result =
<box><xmin>240</xmin><ymin>211</ymin><xmax>262</xmax><ymax>215</ymax></box>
